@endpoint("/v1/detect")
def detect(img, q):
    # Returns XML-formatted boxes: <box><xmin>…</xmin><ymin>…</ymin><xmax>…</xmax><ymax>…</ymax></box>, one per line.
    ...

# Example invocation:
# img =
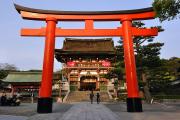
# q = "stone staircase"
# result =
<box><xmin>66</xmin><ymin>91</ymin><xmax>111</xmax><ymax>103</ymax></box>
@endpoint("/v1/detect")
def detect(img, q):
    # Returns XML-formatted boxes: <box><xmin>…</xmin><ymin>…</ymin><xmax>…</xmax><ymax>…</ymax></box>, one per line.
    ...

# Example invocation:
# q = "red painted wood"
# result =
<box><xmin>21</xmin><ymin>27</ymin><xmax>158</xmax><ymax>37</ymax></box>
<box><xmin>122</xmin><ymin>20</ymin><xmax>139</xmax><ymax>98</ymax></box>
<box><xmin>39</xmin><ymin>18</ymin><xmax>57</xmax><ymax>98</ymax></box>
<box><xmin>85</xmin><ymin>20</ymin><xmax>94</xmax><ymax>29</ymax></box>
<box><xmin>20</xmin><ymin>11</ymin><xmax>155</xmax><ymax>21</ymax></box>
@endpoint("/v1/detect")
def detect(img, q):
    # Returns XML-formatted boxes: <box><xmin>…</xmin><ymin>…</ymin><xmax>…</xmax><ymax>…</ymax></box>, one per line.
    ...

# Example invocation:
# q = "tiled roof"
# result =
<box><xmin>61</xmin><ymin>38</ymin><xmax>115</xmax><ymax>52</ymax></box>
<box><xmin>3</xmin><ymin>72</ymin><xmax>61</xmax><ymax>83</ymax></box>
<box><xmin>3</xmin><ymin>72</ymin><xmax>42</xmax><ymax>83</ymax></box>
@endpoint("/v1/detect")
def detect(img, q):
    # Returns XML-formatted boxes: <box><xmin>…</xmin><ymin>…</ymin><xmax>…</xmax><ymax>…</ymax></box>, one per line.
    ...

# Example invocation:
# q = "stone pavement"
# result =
<box><xmin>27</xmin><ymin>103</ymin><xmax>119</xmax><ymax>120</ymax></box>
<box><xmin>0</xmin><ymin>102</ymin><xmax>180</xmax><ymax>120</ymax></box>
<box><xmin>106</xmin><ymin>102</ymin><xmax>180</xmax><ymax>120</ymax></box>
<box><xmin>0</xmin><ymin>115</ymin><xmax>27</xmax><ymax>120</ymax></box>
<box><xmin>61</xmin><ymin>103</ymin><xmax>118</xmax><ymax>120</ymax></box>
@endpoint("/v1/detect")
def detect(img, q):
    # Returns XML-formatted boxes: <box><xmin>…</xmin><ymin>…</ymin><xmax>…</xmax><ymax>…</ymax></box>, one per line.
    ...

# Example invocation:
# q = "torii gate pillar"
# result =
<box><xmin>37</xmin><ymin>18</ymin><xmax>57</xmax><ymax>113</ymax></box>
<box><xmin>122</xmin><ymin>19</ymin><xmax>142</xmax><ymax>112</ymax></box>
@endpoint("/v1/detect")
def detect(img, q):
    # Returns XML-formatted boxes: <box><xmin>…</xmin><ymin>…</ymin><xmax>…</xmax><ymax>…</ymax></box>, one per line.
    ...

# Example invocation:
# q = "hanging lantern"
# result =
<box><xmin>102</xmin><ymin>60</ymin><xmax>111</xmax><ymax>67</ymax></box>
<box><xmin>67</xmin><ymin>61</ymin><xmax>76</xmax><ymax>67</ymax></box>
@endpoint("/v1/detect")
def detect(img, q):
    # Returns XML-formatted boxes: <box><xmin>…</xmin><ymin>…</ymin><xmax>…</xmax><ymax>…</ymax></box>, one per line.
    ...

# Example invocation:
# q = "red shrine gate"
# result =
<box><xmin>14</xmin><ymin>4</ymin><xmax>158</xmax><ymax>113</ymax></box>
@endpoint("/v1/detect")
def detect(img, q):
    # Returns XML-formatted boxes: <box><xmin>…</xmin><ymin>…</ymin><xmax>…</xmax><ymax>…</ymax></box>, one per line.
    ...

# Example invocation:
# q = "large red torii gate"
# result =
<box><xmin>14</xmin><ymin>4</ymin><xmax>158</xmax><ymax>113</ymax></box>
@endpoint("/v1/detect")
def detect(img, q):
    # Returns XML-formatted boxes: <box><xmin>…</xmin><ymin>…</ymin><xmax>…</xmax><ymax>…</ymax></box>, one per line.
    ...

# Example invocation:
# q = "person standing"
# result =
<box><xmin>1</xmin><ymin>92</ymin><xmax>7</xmax><ymax>106</ymax></box>
<box><xmin>89</xmin><ymin>90</ymin><xmax>94</xmax><ymax>104</ymax></box>
<box><xmin>96</xmin><ymin>93</ymin><xmax>100</xmax><ymax>104</ymax></box>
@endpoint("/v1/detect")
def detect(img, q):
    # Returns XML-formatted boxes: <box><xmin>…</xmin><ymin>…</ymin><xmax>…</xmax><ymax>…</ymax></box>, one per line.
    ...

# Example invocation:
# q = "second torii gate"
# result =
<box><xmin>14</xmin><ymin>4</ymin><xmax>158</xmax><ymax>113</ymax></box>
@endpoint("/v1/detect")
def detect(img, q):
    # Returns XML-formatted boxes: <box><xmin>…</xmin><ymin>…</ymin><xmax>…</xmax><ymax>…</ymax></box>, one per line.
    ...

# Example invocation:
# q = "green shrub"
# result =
<box><xmin>100</xmin><ymin>85</ymin><xmax>107</xmax><ymax>91</ymax></box>
<box><xmin>153</xmin><ymin>95</ymin><xmax>180</xmax><ymax>99</ymax></box>
<box><xmin>70</xmin><ymin>85</ymin><xmax>78</xmax><ymax>91</ymax></box>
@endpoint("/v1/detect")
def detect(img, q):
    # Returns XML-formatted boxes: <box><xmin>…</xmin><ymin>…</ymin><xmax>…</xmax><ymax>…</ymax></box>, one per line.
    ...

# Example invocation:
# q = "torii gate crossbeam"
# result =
<box><xmin>14</xmin><ymin>4</ymin><xmax>158</xmax><ymax>113</ymax></box>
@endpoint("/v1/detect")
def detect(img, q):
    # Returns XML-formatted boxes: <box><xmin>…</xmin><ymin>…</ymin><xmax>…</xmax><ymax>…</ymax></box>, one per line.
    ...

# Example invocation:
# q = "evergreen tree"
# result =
<box><xmin>132</xmin><ymin>21</ymin><xmax>164</xmax><ymax>103</ymax></box>
<box><xmin>107</xmin><ymin>21</ymin><xmax>165</xmax><ymax>103</ymax></box>
<box><xmin>153</xmin><ymin>0</ymin><xmax>180</xmax><ymax>22</ymax></box>
<box><xmin>0</xmin><ymin>63</ymin><xmax>18</xmax><ymax>79</ymax></box>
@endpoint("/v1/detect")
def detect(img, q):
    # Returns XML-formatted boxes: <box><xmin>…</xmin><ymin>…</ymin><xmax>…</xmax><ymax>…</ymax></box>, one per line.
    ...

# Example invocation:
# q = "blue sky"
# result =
<box><xmin>0</xmin><ymin>0</ymin><xmax>180</xmax><ymax>71</ymax></box>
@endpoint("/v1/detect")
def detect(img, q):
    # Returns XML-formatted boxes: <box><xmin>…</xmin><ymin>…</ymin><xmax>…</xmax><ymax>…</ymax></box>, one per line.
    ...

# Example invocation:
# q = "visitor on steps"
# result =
<box><xmin>89</xmin><ymin>91</ymin><xmax>94</xmax><ymax>104</ymax></box>
<box><xmin>96</xmin><ymin>93</ymin><xmax>100</xmax><ymax>104</ymax></box>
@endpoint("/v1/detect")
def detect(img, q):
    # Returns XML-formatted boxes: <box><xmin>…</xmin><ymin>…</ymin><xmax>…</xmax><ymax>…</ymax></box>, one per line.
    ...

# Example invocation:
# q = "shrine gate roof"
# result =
<box><xmin>14</xmin><ymin>4</ymin><xmax>155</xmax><ymax>21</ymax></box>
<box><xmin>55</xmin><ymin>38</ymin><xmax>116</xmax><ymax>62</ymax></box>
<box><xmin>58</xmin><ymin>38</ymin><xmax>115</xmax><ymax>52</ymax></box>
<box><xmin>15</xmin><ymin>4</ymin><xmax>153</xmax><ymax>15</ymax></box>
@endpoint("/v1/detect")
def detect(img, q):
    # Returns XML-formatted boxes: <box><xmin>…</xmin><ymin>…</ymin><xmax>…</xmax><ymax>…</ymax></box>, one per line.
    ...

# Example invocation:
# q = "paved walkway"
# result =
<box><xmin>0</xmin><ymin>115</ymin><xmax>27</xmax><ymax>120</ymax></box>
<box><xmin>27</xmin><ymin>103</ymin><xmax>119</xmax><ymax>120</ymax></box>
<box><xmin>0</xmin><ymin>102</ymin><xmax>180</xmax><ymax>120</ymax></box>
<box><xmin>59</xmin><ymin>103</ymin><xmax>119</xmax><ymax>120</ymax></box>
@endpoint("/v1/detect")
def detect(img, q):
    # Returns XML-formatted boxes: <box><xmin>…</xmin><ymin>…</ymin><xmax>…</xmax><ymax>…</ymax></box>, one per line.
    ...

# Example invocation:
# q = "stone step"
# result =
<box><xmin>66</xmin><ymin>91</ymin><xmax>110</xmax><ymax>103</ymax></box>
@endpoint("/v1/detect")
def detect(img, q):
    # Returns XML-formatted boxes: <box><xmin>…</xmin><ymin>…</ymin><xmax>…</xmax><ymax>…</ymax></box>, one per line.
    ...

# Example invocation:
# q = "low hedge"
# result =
<box><xmin>153</xmin><ymin>95</ymin><xmax>180</xmax><ymax>99</ymax></box>
<box><xmin>70</xmin><ymin>85</ymin><xmax>78</xmax><ymax>91</ymax></box>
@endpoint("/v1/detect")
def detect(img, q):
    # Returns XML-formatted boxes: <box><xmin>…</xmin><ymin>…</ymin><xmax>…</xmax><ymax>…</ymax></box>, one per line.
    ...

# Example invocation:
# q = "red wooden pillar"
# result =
<box><xmin>11</xmin><ymin>85</ymin><xmax>15</xmax><ymax>96</ymax></box>
<box><xmin>96</xmin><ymin>70</ymin><xmax>100</xmax><ymax>90</ymax></box>
<box><xmin>37</xmin><ymin>17</ymin><xmax>57</xmax><ymax>113</ymax></box>
<box><xmin>122</xmin><ymin>19</ymin><xmax>142</xmax><ymax>112</ymax></box>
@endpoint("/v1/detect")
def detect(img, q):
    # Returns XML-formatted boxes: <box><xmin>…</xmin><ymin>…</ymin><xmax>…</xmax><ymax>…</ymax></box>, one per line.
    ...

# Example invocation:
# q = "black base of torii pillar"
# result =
<box><xmin>126</xmin><ymin>98</ymin><xmax>143</xmax><ymax>112</ymax></box>
<box><xmin>37</xmin><ymin>98</ymin><xmax>53</xmax><ymax>113</ymax></box>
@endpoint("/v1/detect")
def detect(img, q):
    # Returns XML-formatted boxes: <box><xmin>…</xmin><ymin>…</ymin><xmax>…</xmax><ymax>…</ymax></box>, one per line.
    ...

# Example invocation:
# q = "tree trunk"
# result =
<box><xmin>142</xmin><ymin>73</ymin><xmax>152</xmax><ymax>103</ymax></box>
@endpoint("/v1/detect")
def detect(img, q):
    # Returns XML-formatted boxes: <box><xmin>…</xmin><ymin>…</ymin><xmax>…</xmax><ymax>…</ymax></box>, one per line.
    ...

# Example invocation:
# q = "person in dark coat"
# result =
<box><xmin>1</xmin><ymin>92</ymin><xmax>7</xmax><ymax>106</ymax></box>
<box><xmin>89</xmin><ymin>91</ymin><xmax>94</xmax><ymax>104</ymax></box>
<box><xmin>96</xmin><ymin>93</ymin><xmax>100</xmax><ymax>104</ymax></box>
